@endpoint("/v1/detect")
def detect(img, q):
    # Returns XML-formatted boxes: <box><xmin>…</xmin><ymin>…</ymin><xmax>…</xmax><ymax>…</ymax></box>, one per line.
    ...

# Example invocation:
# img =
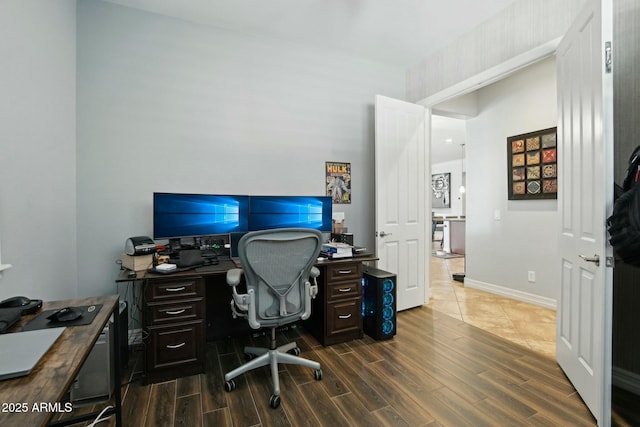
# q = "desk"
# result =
<box><xmin>0</xmin><ymin>295</ymin><xmax>122</xmax><ymax>427</ymax></box>
<box><xmin>116</xmin><ymin>256</ymin><xmax>376</xmax><ymax>383</ymax></box>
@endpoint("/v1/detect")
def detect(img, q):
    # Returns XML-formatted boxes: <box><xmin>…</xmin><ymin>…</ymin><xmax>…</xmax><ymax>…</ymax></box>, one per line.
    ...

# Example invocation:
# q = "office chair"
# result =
<box><xmin>223</xmin><ymin>228</ymin><xmax>323</xmax><ymax>408</ymax></box>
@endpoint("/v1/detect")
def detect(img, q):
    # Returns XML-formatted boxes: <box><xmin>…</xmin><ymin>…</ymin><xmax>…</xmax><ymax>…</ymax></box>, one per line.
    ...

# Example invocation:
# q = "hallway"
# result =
<box><xmin>428</xmin><ymin>253</ymin><xmax>556</xmax><ymax>359</ymax></box>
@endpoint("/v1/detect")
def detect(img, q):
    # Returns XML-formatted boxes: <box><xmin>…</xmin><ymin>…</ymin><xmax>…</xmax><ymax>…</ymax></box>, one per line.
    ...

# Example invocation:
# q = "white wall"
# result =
<box><xmin>465</xmin><ymin>56</ymin><xmax>558</xmax><ymax>305</ymax></box>
<box><xmin>0</xmin><ymin>1</ymin><xmax>77</xmax><ymax>300</ymax></box>
<box><xmin>76</xmin><ymin>0</ymin><xmax>405</xmax><ymax>297</ymax></box>
<box><xmin>431</xmin><ymin>160</ymin><xmax>465</xmax><ymax>217</ymax></box>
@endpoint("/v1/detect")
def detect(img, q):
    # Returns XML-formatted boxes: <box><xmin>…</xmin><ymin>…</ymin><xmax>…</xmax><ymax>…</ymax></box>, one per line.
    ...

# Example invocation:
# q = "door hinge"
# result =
<box><xmin>606</xmin><ymin>256</ymin><xmax>615</xmax><ymax>268</ymax></box>
<box><xmin>605</xmin><ymin>41</ymin><xmax>612</xmax><ymax>74</ymax></box>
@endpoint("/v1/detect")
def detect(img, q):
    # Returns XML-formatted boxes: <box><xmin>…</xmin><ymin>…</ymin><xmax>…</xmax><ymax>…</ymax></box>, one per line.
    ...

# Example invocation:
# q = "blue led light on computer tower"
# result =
<box><xmin>362</xmin><ymin>267</ymin><xmax>396</xmax><ymax>341</ymax></box>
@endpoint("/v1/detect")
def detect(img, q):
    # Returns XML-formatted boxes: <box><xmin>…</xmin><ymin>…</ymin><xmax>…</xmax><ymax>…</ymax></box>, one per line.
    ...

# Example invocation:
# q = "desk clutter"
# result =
<box><xmin>120</xmin><ymin>235</ymin><xmax>226</xmax><ymax>275</ymax></box>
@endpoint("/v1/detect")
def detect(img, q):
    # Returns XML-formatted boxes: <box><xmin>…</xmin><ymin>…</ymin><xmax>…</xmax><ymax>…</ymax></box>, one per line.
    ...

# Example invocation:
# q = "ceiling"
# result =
<box><xmin>103</xmin><ymin>0</ymin><xmax>516</xmax><ymax>163</ymax></box>
<box><xmin>104</xmin><ymin>0</ymin><xmax>517</xmax><ymax>68</ymax></box>
<box><xmin>431</xmin><ymin>115</ymin><xmax>467</xmax><ymax>164</ymax></box>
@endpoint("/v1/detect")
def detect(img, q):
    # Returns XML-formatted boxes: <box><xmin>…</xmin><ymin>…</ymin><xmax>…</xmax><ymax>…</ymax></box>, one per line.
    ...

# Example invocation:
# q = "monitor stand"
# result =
<box><xmin>169</xmin><ymin>238</ymin><xmax>181</xmax><ymax>252</ymax></box>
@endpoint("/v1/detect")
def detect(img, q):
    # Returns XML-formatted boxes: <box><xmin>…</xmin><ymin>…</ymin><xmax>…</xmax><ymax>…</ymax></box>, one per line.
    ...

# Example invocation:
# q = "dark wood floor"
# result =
<box><xmin>63</xmin><ymin>306</ymin><xmax>600</xmax><ymax>426</ymax></box>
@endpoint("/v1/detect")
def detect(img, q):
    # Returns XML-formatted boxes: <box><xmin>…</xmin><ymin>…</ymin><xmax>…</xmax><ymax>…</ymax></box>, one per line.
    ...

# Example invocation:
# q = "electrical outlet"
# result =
<box><xmin>528</xmin><ymin>271</ymin><xmax>536</xmax><ymax>283</ymax></box>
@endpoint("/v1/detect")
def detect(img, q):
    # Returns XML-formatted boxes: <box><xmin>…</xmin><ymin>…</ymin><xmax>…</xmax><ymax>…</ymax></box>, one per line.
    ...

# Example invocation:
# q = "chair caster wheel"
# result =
<box><xmin>314</xmin><ymin>368</ymin><xmax>323</xmax><ymax>381</ymax></box>
<box><xmin>288</xmin><ymin>347</ymin><xmax>300</xmax><ymax>356</ymax></box>
<box><xmin>269</xmin><ymin>394</ymin><xmax>281</xmax><ymax>408</ymax></box>
<box><xmin>244</xmin><ymin>353</ymin><xmax>255</xmax><ymax>361</ymax></box>
<box><xmin>224</xmin><ymin>380</ymin><xmax>236</xmax><ymax>392</ymax></box>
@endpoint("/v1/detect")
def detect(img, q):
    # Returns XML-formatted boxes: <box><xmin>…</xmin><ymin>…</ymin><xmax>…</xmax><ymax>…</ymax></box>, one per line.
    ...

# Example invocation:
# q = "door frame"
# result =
<box><xmin>417</xmin><ymin>38</ymin><xmax>560</xmax><ymax>108</ymax></box>
<box><xmin>419</xmin><ymin>40</ymin><xmax>561</xmax><ymax>301</ymax></box>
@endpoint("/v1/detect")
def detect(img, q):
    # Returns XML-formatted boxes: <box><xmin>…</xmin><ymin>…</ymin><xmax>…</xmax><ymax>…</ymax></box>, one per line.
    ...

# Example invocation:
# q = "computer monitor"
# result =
<box><xmin>153</xmin><ymin>193</ymin><xmax>249</xmax><ymax>239</ymax></box>
<box><xmin>248</xmin><ymin>195</ymin><xmax>332</xmax><ymax>232</ymax></box>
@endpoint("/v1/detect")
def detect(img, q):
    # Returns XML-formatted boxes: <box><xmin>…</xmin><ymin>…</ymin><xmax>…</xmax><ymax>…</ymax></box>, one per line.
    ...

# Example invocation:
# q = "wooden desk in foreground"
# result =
<box><xmin>0</xmin><ymin>295</ymin><xmax>121</xmax><ymax>427</ymax></box>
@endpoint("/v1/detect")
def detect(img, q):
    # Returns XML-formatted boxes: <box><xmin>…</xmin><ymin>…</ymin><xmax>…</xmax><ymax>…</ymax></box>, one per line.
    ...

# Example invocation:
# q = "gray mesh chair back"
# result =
<box><xmin>239</xmin><ymin>228</ymin><xmax>322</xmax><ymax>328</ymax></box>
<box><xmin>224</xmin><ymin>228</ymin><xmax>324</xmax><ymax>408</ymax></box>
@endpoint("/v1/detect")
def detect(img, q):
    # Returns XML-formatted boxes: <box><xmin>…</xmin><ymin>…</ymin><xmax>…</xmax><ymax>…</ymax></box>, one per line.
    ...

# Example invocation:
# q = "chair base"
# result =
<box><xmin>224</xmin><ymin>339</ymin><xmax>322</xmax><ymax>408</ymax></box>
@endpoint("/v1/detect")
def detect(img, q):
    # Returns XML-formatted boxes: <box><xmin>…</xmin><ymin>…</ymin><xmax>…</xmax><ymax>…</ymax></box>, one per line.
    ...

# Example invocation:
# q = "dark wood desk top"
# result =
<box><xmin>115</xmin><ymin>256</ymin><xmax>378</xmax><ymax>283</ymax></box>
<box><xmin>0</xmin><ymin>295</ymin><xmax>119</xmax><ymax>427</ymax></box>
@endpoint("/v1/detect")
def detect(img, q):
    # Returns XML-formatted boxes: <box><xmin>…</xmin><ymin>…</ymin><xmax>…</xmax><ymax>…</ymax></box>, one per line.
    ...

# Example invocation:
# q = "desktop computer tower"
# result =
<box><xmin>71</xmin><ymin>301</ymin><xmax>128</xmax><ymax>403</ymax></box>
<box><xmin>362</xmin><ymin>267</ymin><xmax>396</xmax><ymax>341</ymax></box>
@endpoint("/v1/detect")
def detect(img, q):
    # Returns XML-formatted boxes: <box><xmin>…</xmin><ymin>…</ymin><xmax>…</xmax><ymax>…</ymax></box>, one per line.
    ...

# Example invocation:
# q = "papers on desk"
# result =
<box><xmin>321</xmin><ymin>242</ymin><xmax>353</xmax><ymax>258</ymax></box>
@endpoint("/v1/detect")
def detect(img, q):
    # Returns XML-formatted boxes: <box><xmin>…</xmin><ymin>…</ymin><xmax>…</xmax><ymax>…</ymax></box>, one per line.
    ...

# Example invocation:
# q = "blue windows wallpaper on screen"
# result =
<box><xmin>248</xmin><ymin>196</ymin><xmax>332</xmax><ymax>232</ymax></box>
<box><xmin>153</xmin><ymin>193</ymin><xmax>249</xmax><ymax>239</ymax></box>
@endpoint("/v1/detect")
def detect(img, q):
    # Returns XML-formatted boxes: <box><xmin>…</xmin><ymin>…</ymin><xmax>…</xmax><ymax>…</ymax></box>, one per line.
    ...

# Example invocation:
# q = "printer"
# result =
<box><xmin>124</xmin><ymin>236</ymin><xmax>157</xmax><ymax>256</ymax></box>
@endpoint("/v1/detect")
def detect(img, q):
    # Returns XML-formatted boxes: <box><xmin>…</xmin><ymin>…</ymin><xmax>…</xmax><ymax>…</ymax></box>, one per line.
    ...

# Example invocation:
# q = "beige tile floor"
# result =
<box><xmin>427</xmin><ymin>249</ymin><xmax>557</xmax><ymax>359</ymax></box>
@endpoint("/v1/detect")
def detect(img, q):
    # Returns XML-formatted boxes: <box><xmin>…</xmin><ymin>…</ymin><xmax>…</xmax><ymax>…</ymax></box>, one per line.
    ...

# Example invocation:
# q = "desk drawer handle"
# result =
<box><xmin>165</xmin><ymin>286</ymin><xmax>186</xmax><ymax>292</ymax></box>
<box><xmin>338</xmin><ymin>288</ymin><xmax>352</xmax><ymax>293</ymax></box>
<box><xmin>166</xmin><ymin>342</ymin><xmax>186</xmax><ymax>349</ymax></box>
<box><xmin>165</xmin><ymin>309</ymin><xmax>186</xmax><ymax>315</ymax></box>
<box><xmin>338</xmin><ymin>314</ymin><xmax>352</xmax><ymax>319</ymax></box>
<box><xmin>338</xmin><ymin>269</ymin><xmax>352</xmax><ymax>275</ymax></box>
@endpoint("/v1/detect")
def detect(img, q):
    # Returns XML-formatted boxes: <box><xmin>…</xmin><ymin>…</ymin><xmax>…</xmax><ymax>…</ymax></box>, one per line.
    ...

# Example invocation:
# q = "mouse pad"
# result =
<box><xmin>22</xmin><ymin>304</ymin><xmax>103</xmax><ymax>331</ymax></box>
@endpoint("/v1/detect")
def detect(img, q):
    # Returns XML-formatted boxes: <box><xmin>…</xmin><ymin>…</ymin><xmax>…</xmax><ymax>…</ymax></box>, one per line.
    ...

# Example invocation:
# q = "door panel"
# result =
<box><xmin>556</xmin><ymin>0</ymin><xmax>613</xmax><ymax>424</ymax></box>
<box><xmin>374</xmin><ymin>95</ymin><xmax>428</xmax><ymax>311</ymax></box>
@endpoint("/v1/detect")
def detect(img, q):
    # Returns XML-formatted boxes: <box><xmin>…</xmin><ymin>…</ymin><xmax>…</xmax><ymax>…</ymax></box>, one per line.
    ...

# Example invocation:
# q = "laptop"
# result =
<box><xmin>0</xmin><ymin>327</ymin><xmax>66</xmax><ymax>381</ymax></box>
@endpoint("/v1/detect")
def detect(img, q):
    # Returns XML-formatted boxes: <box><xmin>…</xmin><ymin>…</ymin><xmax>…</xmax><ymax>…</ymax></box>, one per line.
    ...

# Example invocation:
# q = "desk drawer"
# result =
<box><xmin>146</xmin><ymin>298</ymin><xmax>204</xmax><ymax>326</ymax></box>
<box><xmin>147</xmin><ymin>321</ymin><xmax>204</xmax><ymax>371</ymax></box>
<box><xmin>327</xmin><ymin>299</ymin><xmax>362</xmax><ymax>337</ymax></box>
<box><xmin>146</xmin><ymin>278</ymin><xmax>204</xmax><ymax>302</ymax></box>
<box><xmin>326</xmin><ymin>280</ymin><xmax>362</xmax><ymax>302</ymax></box>
<box><xmin>326</xmin><ymin>263</ymin><xmax>362</xmax><ymax>282</ymax></box>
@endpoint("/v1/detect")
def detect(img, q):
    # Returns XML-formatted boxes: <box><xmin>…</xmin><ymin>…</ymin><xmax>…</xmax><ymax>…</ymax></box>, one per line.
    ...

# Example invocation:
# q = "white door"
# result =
<box><xmin>556</xmin><ymin>0</ymin><xmax>613</xmax><ymax>425</ymax></box>
<box><xmin>374</xmin><ymin>95</ymin><xmax>429</xmax><ymax>311</ymax></box>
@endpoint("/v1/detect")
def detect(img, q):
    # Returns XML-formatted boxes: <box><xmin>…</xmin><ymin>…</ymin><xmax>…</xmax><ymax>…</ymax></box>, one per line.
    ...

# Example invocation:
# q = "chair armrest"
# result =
<box><xmin>226</xmin><ymin>268</ymin><xmax>243</xmax><ymax>286</ymax></box>
<box><xmin>307</xmin><ymin>266</ymin><xmax>320</xmax><ymax>302</ymax></box>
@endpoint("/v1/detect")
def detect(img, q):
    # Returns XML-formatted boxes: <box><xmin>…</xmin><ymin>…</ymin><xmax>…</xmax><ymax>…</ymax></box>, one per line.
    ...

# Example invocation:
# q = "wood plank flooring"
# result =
<box><xmin>79</xmin><ymin>305</ymin><xmax>596</xmax><ymax>427</ymax></box>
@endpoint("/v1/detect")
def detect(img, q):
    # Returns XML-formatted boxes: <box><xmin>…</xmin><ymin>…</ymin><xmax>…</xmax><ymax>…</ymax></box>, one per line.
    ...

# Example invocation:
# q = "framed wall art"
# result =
<box><xmin>431</xmin><ymin>172</ymin><xmax>451</xmax><ymax>208</ymax></box>
<box><xmin>507</xmin><ymin>127</ymin><xmax>557</xmax><ymax>200</ymax></box>
<box><xmin>326</xmin><ymin>161</ymin><xmax>351</xmax><ymax>204</ymax></box>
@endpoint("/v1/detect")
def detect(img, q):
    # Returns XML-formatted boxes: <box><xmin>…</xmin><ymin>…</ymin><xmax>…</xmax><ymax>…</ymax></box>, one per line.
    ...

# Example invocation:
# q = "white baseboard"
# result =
<box><xmin>128</xmin><ymin>328</ymin><xmax>143</xmax><ymax>346</ymax></box>
<box><xmin>463</xmin><ymin>278</ymin><xmax>557</xmax><ymax>310</ymax></box>
<box><xmin>613</xmin><ymin>366</ymin><xmax>640</xmax><ymax>395</ymax></box>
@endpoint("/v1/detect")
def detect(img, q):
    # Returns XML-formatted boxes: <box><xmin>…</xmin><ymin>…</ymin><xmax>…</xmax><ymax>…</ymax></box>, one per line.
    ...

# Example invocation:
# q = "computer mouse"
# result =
<box><xmin>47</xmin><ymin>307</ymin><xmax>83</xmax><ymax>323</ymax></box>
<box><xmin>0</xmin><ymin>296</ymin><xmax>31</xmax><ymax>308</ymax></box>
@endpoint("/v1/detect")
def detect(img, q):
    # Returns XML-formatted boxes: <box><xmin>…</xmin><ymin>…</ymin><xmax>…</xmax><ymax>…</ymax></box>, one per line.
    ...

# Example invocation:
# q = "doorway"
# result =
<box><xmin>426</xmin><ymin>58</ymin><xmax>559</xmax><ymax>359</ymax></box>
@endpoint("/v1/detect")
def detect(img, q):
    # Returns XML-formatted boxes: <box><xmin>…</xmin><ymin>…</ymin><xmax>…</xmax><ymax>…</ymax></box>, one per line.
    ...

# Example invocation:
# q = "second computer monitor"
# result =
<box><xmin>248</xmin><ymin>195</ymin><xmax>332</xmax><ymax>233</ymax></box>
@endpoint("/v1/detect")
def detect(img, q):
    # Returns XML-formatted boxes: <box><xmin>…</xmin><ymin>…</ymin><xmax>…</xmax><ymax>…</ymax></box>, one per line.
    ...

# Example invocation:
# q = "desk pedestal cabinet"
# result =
<box><xmin>305</xmin><ymin>260</ymin><xmax>364</xmax><ymax>346</ymax></box>
<box><xmin>143</xmin><ymin>276</ymin><xmax>205</xmax><ymax>383</ymax></box>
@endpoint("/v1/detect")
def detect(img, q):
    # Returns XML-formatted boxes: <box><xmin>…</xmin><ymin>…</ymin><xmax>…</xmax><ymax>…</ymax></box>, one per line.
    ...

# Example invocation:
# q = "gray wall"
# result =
<box><xmin>76</xmin><ymin>0</ymin><xmax>405</xmax><ymax>296</ymax></box>
<box><xmin>0</xmin><ymin>0</ymin><xmax>77</xmax><ymax>301</ymax></box>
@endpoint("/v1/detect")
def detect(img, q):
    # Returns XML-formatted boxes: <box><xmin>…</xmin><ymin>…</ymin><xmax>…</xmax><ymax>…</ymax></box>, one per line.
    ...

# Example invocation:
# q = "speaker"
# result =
<box><xmin>362</xmin><ymin>267</ymin><xmax>396</xmax><ymax>340</ymax></box>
